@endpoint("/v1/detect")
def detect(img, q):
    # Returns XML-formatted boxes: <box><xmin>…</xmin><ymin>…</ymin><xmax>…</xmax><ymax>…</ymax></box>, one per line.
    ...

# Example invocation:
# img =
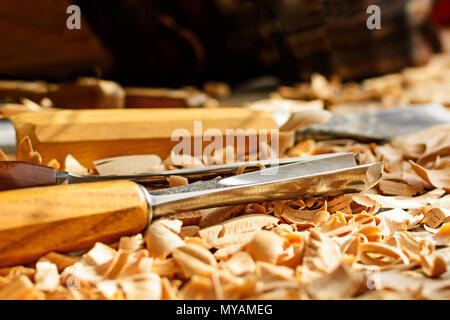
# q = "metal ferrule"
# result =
<box><xmin>0</xmin><ymin>118</ymin><xmax>17</xmax><ymax>155</ymax></box>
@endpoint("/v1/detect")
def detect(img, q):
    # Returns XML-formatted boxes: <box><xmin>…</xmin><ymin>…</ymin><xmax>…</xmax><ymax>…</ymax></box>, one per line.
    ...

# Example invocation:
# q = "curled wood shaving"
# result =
<box><xmin>245</xmin><ymin>231</ymin><xmax>284</xmax><ymax>264</ymax></box>
<box><xmin>365</xmin><ymin>189</ymin><xmax>446</xmax><ymax>210</ymax></box>
<box><xmin>94</xmin><ymin>155</ymin><xmax>164</xmax><ymax>175</ymax></box>
<box><xmin>172</xmin><ymin>244</ymin><xmax>216</xmax><ymax>278</ymax></box>
<box><xmin>379</xmin><ymin>179</ymin><xmax>421</xmax><ymax>197</ymax></box>
<box><xmin>280</xmin><ymin>202</ymin><xmax>327</xmax><ymax>230</ymax></box>
<box><xmin>346</xmin><ymin>193</ymin><xmax>381</xmax><ymax>215</ymax></box>
<box><xmin>198</xmin><ymin>214</ymin><xmax>279</xmax><ymax>247</ymax></box>
<box><xmin>432</xmin><ymin>223</ymin><xmax>450</xmax><ymax>247</ymax></box>
<box><xmin>17</xmin><ymin>136</ymin><xmax>42</xmax><ymax>164</ymax></box>
<box><xmin>145</xmin><ymin>220</ymin><xmax>185</xmax><ymax>259</ymax></box>
<box><xmin>327</xmin><ymin>195</ymin><xmax>352</xmax><ymax>214</ymax></box>
<box><xmin>358</xmin><ymin>242</ymin><xmax>410</xmax><ymax>266</ymax></box>
<box><xmin>223</xmin><ymin>252</ymin><xmax>255</xmax><ymax>276</ymax></box>
<box><xmin>167</xmin><ymin>175</ymin><xmax>189</xmax><ymax>188</ymax></box>
<box><xmin>279</xmin><ymin>109</ymin><xmax>332</xmax><ymax>132</ymax></box>
<box><xmin>46</xmin><ymin>159</ymin><xmax>61</xmax><ymax>171</ymax></box>
<box><xmin>410</xmin><ymin>161</ymin><xmax>450</xmax><ymax>192</ymax></box>
<box><xmin>64</xmin><ymin>154</ymin><xmax>89</xmax><ymax>175</ymax></box>
<box><xmin>198</xmin><ymin>205</ymin><xmax>246</xmax><ymax>229</ymax></box>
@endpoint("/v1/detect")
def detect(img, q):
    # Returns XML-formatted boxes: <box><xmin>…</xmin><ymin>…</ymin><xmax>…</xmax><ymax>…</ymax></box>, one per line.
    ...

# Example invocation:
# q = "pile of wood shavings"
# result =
<box><xmin>1</xmin><ymin>54</ymin><xmax>450</xmax><ymax>300</ymax></box>
<box><xmin>1</xmin><ymin>124</ymin><xmax>450</xmax><ymax>300</ymax></box>
<box><xmin>277</xmin><ymin>54</ymin><xmax>450</xmax><ymax>110</ymax></box>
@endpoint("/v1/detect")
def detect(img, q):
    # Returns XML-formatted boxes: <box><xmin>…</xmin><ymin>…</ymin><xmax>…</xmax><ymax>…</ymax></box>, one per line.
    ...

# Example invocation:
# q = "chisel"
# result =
<box><xmin>0</xmin><ymin>152</ymin><xmax>383</xmax><ymax>267</ymax></box>
<box><xmin>0</xmin><ymin>155</ymin><xmax>332</xmax><ymax>191</ymax></box>
<box><xmin>0</xmin><ymin>108</ymin><xmax>278</xmax><ymax>168</ymax></box>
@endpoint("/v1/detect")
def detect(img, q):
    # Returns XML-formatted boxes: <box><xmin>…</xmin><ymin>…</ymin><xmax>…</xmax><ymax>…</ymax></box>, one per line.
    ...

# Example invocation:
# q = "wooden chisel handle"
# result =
<box><xmin>0</xmin><ymin>180</ymin><xmax>149</xmax><ymax>267</ymax></box>
<box><xmin>0</xmin><ymin>161</ymin><xmax>58</xmax><ymax>191</ymax></box>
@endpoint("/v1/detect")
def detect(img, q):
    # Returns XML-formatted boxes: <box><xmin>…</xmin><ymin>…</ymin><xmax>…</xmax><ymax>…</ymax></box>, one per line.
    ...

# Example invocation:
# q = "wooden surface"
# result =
<box><xmin>0</xmin><ymin>180</ymin><xmax>149</xmax><ymax>267</ymax></box>
<box><xmin>0</xmin><ymin>78</ymin><xmax>125</xmax><ymax>109</ymax></box>
<box><xmin>10</xmin><ymin>108</ymin><xmax>278</xmax><ymax>168</ymax></box>
<box><xmin>0</xmin><ymin>161</ymin><xmax>57</xmax><ymax>191</ymax></box>
<box><xmin>125</xmin><ymin>87</ymin><xmax>207</xmax><ymax>108</ymax></box>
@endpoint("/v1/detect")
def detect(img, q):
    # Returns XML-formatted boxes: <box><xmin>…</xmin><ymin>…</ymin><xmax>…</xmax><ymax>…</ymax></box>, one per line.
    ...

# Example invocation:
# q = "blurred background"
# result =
<box><xmin>0</xmin><ymin>0</ymin><xmax>448</xmax><ymax>87</ymax></box>
<box><xmin>0</xmin><ymin>0</ymin><xmax>448</xmax><ymax>112</ymax></box>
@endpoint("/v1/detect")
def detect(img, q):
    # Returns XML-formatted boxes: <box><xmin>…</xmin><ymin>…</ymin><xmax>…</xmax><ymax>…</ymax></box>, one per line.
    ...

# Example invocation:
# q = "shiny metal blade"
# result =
<box><xmin>147</xmin><ymin>158</ymin><xmax>383</xmax><ymax>218</ymax></box>
<box><xmin>59</xmin><ymin>153</ymin><xmax>352</xmax><ymax>185</ymax></box>
<box><xmin>0</xmin><ymin>118</ymin><xmax>16</xmax><ymax>155</ymax></box>
<box><xmin>219</xmin><ymin>152</ymin><xmax>356</xmax><ymax>186</ymax></box>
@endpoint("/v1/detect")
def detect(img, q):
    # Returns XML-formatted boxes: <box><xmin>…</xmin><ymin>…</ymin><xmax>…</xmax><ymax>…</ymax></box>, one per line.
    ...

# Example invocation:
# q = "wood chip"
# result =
<box><xmin>432</xmin><ymin>223</ymin><xmax>450</xmax><ymax>246</ymax></box>
<box><xmin>64</xmin><ymin>154</ymin><xmax>89</xmax><ymax>175</ymax></box>
<box><xmin>306</xmin><ymin>264</ymin><xmax>364</xmax><ymax>299</ymax></box>
<box><xmin>0</xmin><ymin>276</ymin><xmax>42</xmax><ymax>300</ymax></box>
<box><xmin>34</xmin><ymin>261</ymin><xmax>59</xmax><ymax>291</ymax></box>
<box><xmin>245</xmin><ymin>231</ymin><xmax>284</xmax><ymax>264</ymax></box>
<box><xmin>119</xmin><ymin>273</ymin><xmax>162</xmax><ymax>300</ymax></box>
<box><xmin>145</xmin><ymin>221</ymin><xmax>185</xmax><ymax>259</ymax></box>
<box><xmin>410</xmin><ymin>161</ymin><xmax>450</xmax><ymax>192</ymax></box>
<box><xmin>167</xmin><ymin>175</ymin><xmax>189</xmax><ymax>188</ymax></box>
<box><xmin>224</xmin><ymin>252</ymin><xmax>255</xmax><ymax>276</ymax></box>
<box><xmin>41</xmin><ymin>252</ymin><xmax>80</xmax><ymax>272</ymax></box>
<box><xmin>94</xmin><ymin>154</ymin><xmax>164</xmax><ymax>175</ymax></box>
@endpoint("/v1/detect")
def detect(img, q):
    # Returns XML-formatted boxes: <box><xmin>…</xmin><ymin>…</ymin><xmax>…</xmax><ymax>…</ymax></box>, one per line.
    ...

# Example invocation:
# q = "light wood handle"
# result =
<box><xmin>10</xmin><ymin>108</ymin><xmax>278</xmax><ymax>168</ymax></box>
<box><xmin>0</xmin><ymin>180</ymin><xmax>149</xmax><ymax>267</ymax></box>
<box><xmin>0</xmin><ymin>161</ymin><xmax>57</xmax><ymax>191</ymax></box>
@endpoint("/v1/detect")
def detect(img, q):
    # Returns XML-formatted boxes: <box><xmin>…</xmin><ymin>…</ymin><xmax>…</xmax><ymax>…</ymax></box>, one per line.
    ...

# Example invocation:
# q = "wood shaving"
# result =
<box><xmin>34</xmin><ymin>261</ymin><xmax>59</xmax><ymax>291</ymax></box>
<box><xmin>432</xmin><ymin>223</ymin><xmax>450</xmax><ymax>247</ymax></box>
<box><xmin>223</xmin><ymin>252</ymin><xmax>255</xmax><ymax>276</ymax></box>
<box><xmin>0</xmin><ymin>276</ymin><xmax>42</xmax><ymax>300</ymax></box>
<box><xmin>4</xmin><ymin>55</ymin><xmax>450</xmax><ymax>300</ymax></box>
<box><xmin>17</xmin><ymin>136</ymin><xmax>42</xmax><ymax>164</ymax></box>
<box><xmin>167</xmin><ymin>175</ymin><xmax>189</xmax><ymax>188</ymax></box>
<box><xmin>0</xmin><ymin>149</ymin><xmax>8</xmax><ymax>161</ymax></box>
<box><xmin>244</xmin><ymin>231</ymin><xmax>284</xmax><ymax>264</ymax></box>
<box><xmin>144</xmin><ymin>220</ymin><xmax>185</xmax><ymax>259</ymax></box>
<box><xmin>410</xmin><ymin>161</ymin><xmax>450</xmax><ymax>192</ymax></box>
<box><xmin>64</xmin><ymin>154</ymin><xmax>89</xmax><ymax>175</ymax></box>
<box><xmin>93</xmin><ymin>155</ymin><xmax>164</xmax><ymax>175</ymax></box>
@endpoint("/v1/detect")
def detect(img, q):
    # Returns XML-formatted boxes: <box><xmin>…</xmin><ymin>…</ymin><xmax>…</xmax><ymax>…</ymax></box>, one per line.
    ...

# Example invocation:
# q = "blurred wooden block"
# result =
<box><xmin>125</xmin><ymin>87</ymin><xmax>208</xmax><ymax>108</ymax></box>
<box><xmin>0</xmin><ymin>78</ymin><xmax>125</xmax><ymax>109</ymax></box>
<box><xmin>10</xmin><ymin>108</ymin><xmax>279</xmax><ymax>168</ymax></box>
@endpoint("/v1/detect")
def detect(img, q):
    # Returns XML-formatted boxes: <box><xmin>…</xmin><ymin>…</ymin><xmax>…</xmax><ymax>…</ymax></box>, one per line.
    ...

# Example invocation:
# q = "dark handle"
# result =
<box><xmin>0</xmin><ymin>161</ymin><xmax>57</xmax><ymax>191</ymax></box>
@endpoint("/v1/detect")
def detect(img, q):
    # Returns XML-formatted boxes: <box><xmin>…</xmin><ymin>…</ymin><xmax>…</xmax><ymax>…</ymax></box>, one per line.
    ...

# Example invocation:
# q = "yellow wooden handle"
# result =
<box><xmin>10</xmin><ymin>108</ymin><xmax>278</xmax><ymax>168</ymax></box>
<box><xmin>0</xmin><ymin>180</ymin><xmax>149</xmax><ymax>267</ymax></box>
